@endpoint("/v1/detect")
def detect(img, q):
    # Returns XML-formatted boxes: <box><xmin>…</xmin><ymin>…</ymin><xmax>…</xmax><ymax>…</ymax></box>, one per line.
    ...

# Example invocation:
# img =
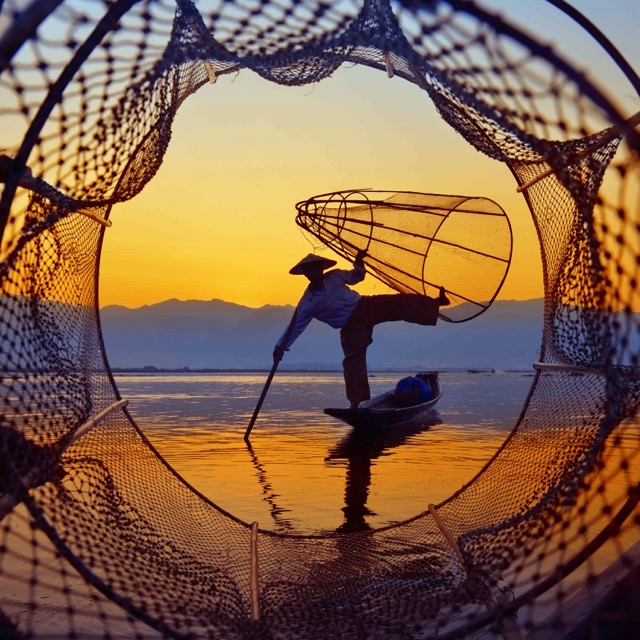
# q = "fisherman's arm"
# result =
<box><xmin>343</xmin><ymin>249</ymin><xmax>367</xmax><ymax>285</ymax></box>
<box><xmin>273</xmin><ymin>299</ymin><xmax>314</xmax><ymax>362</ymax></box>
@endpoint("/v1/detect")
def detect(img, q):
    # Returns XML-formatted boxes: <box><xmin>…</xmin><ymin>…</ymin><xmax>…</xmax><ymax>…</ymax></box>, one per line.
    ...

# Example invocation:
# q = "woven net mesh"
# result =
<box><xmin>295</xmin><ymin>189</ymin><xmax>513</xmax><ymax>322</ymax></box>
<box><xmin>1</xmin><ymin>0</ymin><xmax>640</xmax><ymax>638</ymax></box>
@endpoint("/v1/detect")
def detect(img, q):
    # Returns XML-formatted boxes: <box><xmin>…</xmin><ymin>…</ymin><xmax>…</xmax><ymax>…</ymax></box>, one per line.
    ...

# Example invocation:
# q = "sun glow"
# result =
<box><xmin>99</xmin><ymin>66</ymin><xmax>543</xmax><ymax>309</ymax></box>
<box><xmin>98</xmin><ymin>1</ymin><xmax>640</xmax><ymax>311</ymax></box>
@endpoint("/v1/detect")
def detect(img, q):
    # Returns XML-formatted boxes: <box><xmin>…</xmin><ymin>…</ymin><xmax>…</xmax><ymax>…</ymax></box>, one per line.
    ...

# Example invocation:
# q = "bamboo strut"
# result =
<box><xmin>185</xmin><ymin>18</ymin><xmax>216</xmax><ymax>82</ymax></box>
<box><xmin>516</xmin><ymin>165</ymin><xmax>562</xmax><ymax>193</ymax></box>
<box><xmin>66</xmin><ymin>399</ymin><xmax>129</xmax><ymax>449</ymax></box>
<box><xmin>0</xmin><ymin>399</ymin><xmax>129</xmax><ymax>522</ymax></box>
<box><xmin>75</xmin><ymin>207</ymin><xmax>112</xmax><ymax>228</ymax></box>
<box><xmin>533</xmin><ymin>361</ymin><xmax>606</xmax><ymax>377</ymax></box>
<box><xmin>1</xmin><ymin>155</ymin><xmax>112</xmax><ymax>227</ymax></box>
<box><xmin>428</xmin><ymin>504</ymin><xmax>523</xmax><ymax>640</ymax></box>
<box><xmin>203</xmin><ymin>59</ymin><xmax>216</xmax><ymax>84</ymax></box>
<box><xmin>249</xmin><ymin>521</ymin><xmax>261</xmax><ymax>621</ymax></box>
<box><xmin>428</xmin><ymin>503</ymin><xmax>465</xmax><ymax>565</ymax></box>
<box><xmin>517</xmin><ymin>111</ymin><xmax>640</xmax><ymax>193</ymax></box>
<box><xmin>383</xmin><ymin>52</ymin><xmax>394</xmax><ymax>78</ymax></box>
<box><xmin>183</xmin><ymin>12</ymin><xmax>225</xmax><ymax>85</ymax></box>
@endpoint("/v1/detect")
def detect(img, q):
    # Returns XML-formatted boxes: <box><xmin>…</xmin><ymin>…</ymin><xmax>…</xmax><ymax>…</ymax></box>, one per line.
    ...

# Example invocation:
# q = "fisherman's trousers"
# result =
<box><xmin>339</xmin><ymin>294</ymin><xmax>440</xmax><ymax>407</ymax></box>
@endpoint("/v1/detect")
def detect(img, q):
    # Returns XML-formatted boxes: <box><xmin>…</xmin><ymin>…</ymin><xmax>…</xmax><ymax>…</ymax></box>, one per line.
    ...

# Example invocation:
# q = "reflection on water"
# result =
<box><xmin>326</xmin><ymin>416</ymin><xmax>442</xmax><ymax>533</ymax></box>
<box><xmin>245</xmin><ymin>442</ymin><xmax>297</xmax><ymax>533</ymax></box>
<box><xmin>115</xmin><ymin>371</ymin><xmax>532</xmax><ymax>534</ymax></box>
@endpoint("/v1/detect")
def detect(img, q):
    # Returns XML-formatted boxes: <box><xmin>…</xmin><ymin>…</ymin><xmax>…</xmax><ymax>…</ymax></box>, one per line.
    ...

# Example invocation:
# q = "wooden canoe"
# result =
<box><xmin>324</xmin><ymin>372</ymin><xmax>442</xmax><ymax>430</ymax></box>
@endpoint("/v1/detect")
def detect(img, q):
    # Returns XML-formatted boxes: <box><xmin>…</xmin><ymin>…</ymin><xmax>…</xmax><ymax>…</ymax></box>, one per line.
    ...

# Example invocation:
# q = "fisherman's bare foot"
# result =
<box><xmin>439</xmin><ymin>286</ymin><xmax>450</xmax><ymax>306</ymax></box>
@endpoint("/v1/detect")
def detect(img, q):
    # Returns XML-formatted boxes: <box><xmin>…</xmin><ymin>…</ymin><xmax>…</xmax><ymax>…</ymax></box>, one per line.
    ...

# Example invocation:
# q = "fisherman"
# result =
<box><xmin>273</xmin><ymin>251</ymin><xmax>449</xmax><ymax>408</ymax></box>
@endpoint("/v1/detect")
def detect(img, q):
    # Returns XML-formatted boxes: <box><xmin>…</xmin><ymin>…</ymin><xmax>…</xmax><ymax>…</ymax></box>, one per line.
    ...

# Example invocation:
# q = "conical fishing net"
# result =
<box><xmin>295</xmin><ymin>189</ymin><xmax>513</xmax><ymax>322</ymax></box>
<box><xmin>1</xmin><ymin>0</ymin><xmax>640</xmax><ymax>638</ymax></box>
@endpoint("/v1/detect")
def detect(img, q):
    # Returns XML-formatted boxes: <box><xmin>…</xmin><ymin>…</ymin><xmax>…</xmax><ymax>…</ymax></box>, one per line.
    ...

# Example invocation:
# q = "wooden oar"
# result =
<box><xmin>244</xmin><ymin>309</ymin><xmax>297</xmax><ymax>442</ymax></box>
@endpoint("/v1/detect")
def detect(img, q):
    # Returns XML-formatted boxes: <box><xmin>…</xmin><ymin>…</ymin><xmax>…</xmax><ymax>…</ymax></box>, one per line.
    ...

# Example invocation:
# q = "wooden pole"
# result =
<box><xmin>428</xmin><ymin>504</ymin><xmax>523</xmax><ymax>640</ymax></box>
<box><xmin>243</xmin><ymin>309</ymin><xmax>298</xmax><ymax>442</ymax></box>
<box><xmin>249</xmin><ymin>521</ymin><xmax>261</xmax><ymax>621</ymax></box>
<box><xmin>244</xmin><ymin>359</ymin><xmax>281</xmax><ymax>443</ymax></box>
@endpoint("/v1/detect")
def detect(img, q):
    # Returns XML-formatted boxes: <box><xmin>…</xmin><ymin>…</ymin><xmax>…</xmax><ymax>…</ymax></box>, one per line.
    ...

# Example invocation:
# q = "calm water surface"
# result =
<box><xmin>115</xmin><ymin>371</ymin><xmax>533</xmax><ymax>534</ymax></box>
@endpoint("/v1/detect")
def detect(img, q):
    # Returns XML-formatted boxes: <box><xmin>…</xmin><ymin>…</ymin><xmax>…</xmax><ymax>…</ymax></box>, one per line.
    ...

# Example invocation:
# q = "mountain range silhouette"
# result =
<box><xmin>100</xmin><ymin>297</ymin><xmax>544</xmax><ymax>371</ymax></box>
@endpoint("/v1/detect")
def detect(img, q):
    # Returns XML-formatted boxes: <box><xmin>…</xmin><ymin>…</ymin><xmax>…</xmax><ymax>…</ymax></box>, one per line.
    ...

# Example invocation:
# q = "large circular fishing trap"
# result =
<box><xmin>1</xmin><ymin>1</ymin><xmax>640</xmax><ymax>638</ymax></box>
<box><xmin>295</xmin><ymin>189</ymin><xmax>513</xmax><ymax>322</ymax></box>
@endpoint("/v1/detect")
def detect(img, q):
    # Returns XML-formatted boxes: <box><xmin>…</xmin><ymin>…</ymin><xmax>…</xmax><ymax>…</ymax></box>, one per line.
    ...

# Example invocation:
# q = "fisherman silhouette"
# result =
<box><xmin>274</xmin><ymin>250</ymin><xmax>449</xmax><ymax>407</ymax></box>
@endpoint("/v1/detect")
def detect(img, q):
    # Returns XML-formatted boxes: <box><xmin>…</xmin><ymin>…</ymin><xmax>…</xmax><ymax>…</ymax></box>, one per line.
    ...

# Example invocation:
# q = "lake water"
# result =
<box><xmin>114</xmin><ymin>370</ymin><xmax>535</xmax><ymax>535</ymax></box>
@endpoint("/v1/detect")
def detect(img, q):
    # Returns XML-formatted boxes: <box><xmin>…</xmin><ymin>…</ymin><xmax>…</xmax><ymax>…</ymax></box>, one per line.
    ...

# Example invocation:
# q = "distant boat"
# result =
<box><xmin>324</xmin><ymin>372</ymin><xmax>442</xmax><ymax>431</ymax></box>
<box><xmin>468</xmin><ymin>368</ymin><xmax>496</xmax><ymax>374</ymax></box>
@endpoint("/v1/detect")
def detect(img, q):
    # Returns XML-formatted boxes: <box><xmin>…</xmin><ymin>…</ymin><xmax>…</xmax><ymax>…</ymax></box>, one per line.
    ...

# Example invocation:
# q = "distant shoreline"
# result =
<box><xmin>0</xmin><ymin>367</ymin><xmax>535</xmax><ymax>378</ymax></box>
<box><xmin>109</xmin><ymin>367</ymin><xmax>533</xmax><ymax>375</ymax></box>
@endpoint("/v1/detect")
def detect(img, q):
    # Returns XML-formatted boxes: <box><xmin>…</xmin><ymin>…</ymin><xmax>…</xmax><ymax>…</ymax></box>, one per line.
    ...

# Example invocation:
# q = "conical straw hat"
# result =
<box><xmin>289</xmin><ymin>253</ymin><xmax>337</xmax><ymax>275</ymax></box>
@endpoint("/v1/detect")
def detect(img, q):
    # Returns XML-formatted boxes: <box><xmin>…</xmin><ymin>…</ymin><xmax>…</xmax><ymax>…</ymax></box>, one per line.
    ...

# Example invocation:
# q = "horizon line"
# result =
<box><xmin>99</xmin><ymin>295</ymin><xmax>545</xmax><ymax>311</ymax></box>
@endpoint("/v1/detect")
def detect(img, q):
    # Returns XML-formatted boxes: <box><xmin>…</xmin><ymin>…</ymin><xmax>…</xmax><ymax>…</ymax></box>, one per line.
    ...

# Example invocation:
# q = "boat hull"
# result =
<box><xmin>324</xmin><ymin>373</ymin><xmax>442</xmax><ymax>430</ymax></box>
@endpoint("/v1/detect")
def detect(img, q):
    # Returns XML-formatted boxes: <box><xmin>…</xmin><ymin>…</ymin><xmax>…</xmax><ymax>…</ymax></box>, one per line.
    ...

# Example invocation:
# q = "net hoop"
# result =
<box><xmin>295</xmin><ymin>189</ymin><xmax>513</xmax><ymax>322</ymax></box>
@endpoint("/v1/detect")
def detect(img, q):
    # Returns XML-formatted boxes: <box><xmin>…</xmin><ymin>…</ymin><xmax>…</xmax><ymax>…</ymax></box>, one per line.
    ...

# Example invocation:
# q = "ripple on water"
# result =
<box><xmin>117</xmin><ymin>371</ymin><xmax>532</xmax><ymax>534</ymax></box>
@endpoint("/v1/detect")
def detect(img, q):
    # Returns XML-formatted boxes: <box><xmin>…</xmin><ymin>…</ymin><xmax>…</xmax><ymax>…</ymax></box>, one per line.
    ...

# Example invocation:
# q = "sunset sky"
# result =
<box><xmin>98</xmin><ymin>0</ymin><xmax>640</xmax><ymax>309</ymax></box>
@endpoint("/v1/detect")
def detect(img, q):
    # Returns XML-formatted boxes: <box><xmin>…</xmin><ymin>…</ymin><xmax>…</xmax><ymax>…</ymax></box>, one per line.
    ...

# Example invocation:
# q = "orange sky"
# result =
<box><xmin>98</xmin><ymin>1</ymin><xmax>640</xmax><ymax>310</ymax></box>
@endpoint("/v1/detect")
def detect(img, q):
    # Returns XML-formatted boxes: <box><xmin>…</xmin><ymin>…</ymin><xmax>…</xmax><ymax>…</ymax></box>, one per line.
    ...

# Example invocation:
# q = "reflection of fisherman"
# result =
<box><xmin>273</xmin><ymin>251</ymin><xmax>449</xmax><ymax>407</ymax></box>
<box><xmin>328</xmin><ymin>414</ymin><xmax>441</xmax><ymax>533</ymax></box>
<box><xmin>338</xmin><ymin>452</ymin><xmax>375</xmax><ymax>534</ymax></box>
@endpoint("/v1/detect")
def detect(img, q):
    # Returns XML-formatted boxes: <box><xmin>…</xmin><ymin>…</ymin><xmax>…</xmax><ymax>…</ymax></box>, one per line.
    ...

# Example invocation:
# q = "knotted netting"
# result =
<box><xmin>1</xmin><ymin>0</ymin><xmax>640</xmax><ymax>638</ymax></box>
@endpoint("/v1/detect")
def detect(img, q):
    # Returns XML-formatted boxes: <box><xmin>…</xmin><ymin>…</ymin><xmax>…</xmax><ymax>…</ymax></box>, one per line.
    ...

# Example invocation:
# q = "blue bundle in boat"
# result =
<box><xmin>394</xmin><ymin>376</ymin><xmax>434</xmax><ymax>407</ymax></box>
